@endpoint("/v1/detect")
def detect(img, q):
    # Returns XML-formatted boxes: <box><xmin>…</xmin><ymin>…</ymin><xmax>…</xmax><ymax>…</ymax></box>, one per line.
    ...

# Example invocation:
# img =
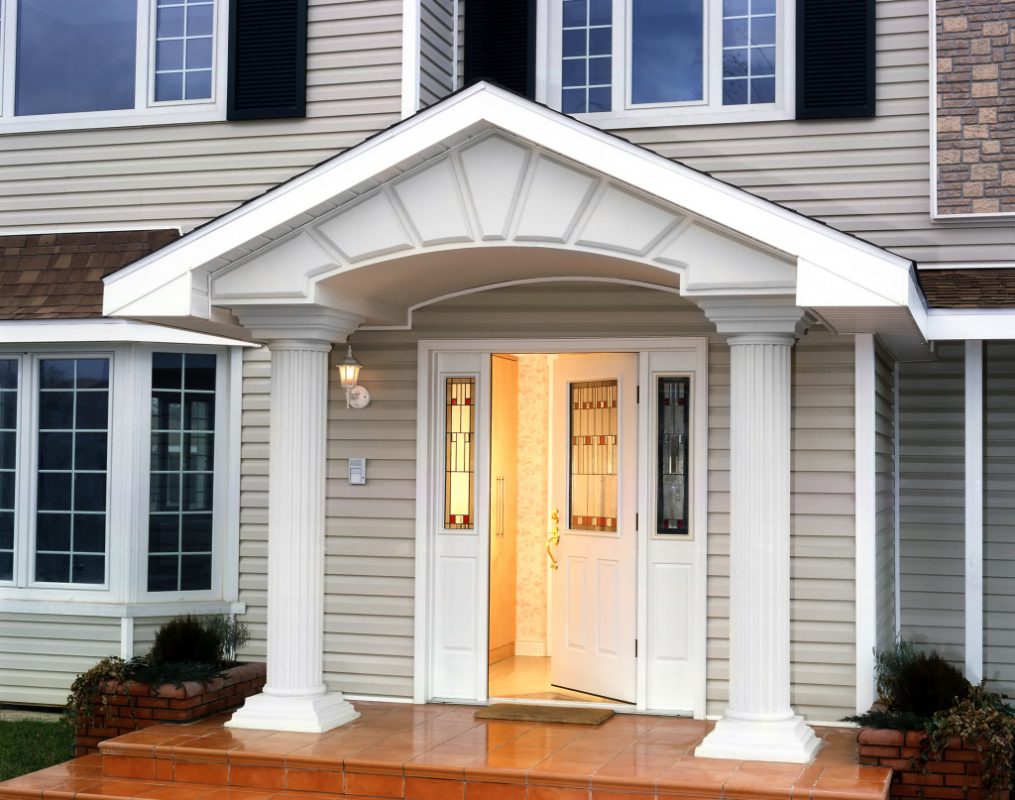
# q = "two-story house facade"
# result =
<box><xmin>0</xmin><ymin>0</ymin><xmax>1012</xmax><ymax>763</ymax></box>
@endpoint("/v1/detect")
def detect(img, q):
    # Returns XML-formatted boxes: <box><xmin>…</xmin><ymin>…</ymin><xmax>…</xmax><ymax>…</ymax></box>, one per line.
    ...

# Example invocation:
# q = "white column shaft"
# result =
<box><xmin>228</xmin><ymin>337</ymin><xmax>359</xmax><ymax>732</ymax></box>
<box><xmin>696</xmin><ymin>331</ymin><xmax>818</xmax><ymax>763</ymax></box>
<box><xmin>727</xmin><ymin>334</ymin><xmax>794</xmax><ymax>720</ymax></box>
<box><xmin>265</xmin><ymin>342</ymin><xmax>330</xmax><ymax>697</ymax></box>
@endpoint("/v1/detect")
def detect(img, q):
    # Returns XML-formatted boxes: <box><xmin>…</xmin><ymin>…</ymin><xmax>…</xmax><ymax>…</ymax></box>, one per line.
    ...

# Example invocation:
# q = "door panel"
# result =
<box><xmin>550</xmin><ymin>353</ymin><xmax>637</xmax><ymax>703</ymax></box>
<box><xmin>489</xmin><ymin>355</ymin><xmax>518</xmax><ymax>664</ymax></box>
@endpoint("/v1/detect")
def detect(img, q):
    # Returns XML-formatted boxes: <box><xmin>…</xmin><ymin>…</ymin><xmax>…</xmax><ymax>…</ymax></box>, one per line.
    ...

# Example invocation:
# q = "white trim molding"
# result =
<box><xmin>0</xmin><ymin>319</ymin><xmax>255</xmax><ymax>346</ymax></box>
<box><xmin>854</xmin><ymin>333</ymin><xmax>877</xmax><ymax>714</ymax></box>
<box><xmin>400</xmin><ymin>0</ymin><xmax>421</xmax><ymax>118</ymax></box>
<box><xmin>964</xmin><ymin>340</ymin><xmax>983</xmax><ymax>684</ymax></box>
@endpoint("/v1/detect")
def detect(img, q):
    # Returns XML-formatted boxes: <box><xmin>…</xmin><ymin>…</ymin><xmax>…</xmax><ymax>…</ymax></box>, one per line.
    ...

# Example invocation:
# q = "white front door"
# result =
<box><xmin>548</xmin><ymin>353</ymin><xmax>638</xmax><ymax>703</ymax></box>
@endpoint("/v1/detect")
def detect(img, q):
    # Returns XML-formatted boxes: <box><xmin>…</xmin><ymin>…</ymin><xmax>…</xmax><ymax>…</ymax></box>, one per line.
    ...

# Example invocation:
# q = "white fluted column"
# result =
<box><xmin>694</xmin><ymin>305</ymin><xmax>820</xmax><ymax>763</ymax></box>
<box><xmin>228</xmin><ymin>307</ymin><xmax>361</xmax><ymax>732</ymax></box>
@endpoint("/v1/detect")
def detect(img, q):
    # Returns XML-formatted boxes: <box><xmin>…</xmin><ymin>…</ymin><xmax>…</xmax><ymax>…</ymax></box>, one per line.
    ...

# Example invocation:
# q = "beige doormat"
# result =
<box><xmin>475</xmin><ymin>703</ymin><xmax>614</xmax><ymax>725</ymax></box>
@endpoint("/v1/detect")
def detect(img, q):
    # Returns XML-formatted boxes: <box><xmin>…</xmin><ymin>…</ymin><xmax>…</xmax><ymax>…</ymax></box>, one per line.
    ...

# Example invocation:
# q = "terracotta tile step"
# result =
<box><xmin>2</xmin><ymin>705</ymin><xmax>891</xmax><ymax>800</ymax></box>
<box><xmin>1</xmin><ymin>765</ymin><xmax>892</xmax><ymax>800</ymax></box>
<box><xmin>86</xmin><ymin>749</ymin><xmax>890</xmax><ymax>800</ymax></box>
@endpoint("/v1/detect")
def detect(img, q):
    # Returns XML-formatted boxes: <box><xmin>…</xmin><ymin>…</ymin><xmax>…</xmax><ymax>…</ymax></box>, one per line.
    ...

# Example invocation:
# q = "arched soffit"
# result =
<box><xmin>210</xmin><ymin>132</ymin><xmax>797</xmax><ymax>326</ymax></box>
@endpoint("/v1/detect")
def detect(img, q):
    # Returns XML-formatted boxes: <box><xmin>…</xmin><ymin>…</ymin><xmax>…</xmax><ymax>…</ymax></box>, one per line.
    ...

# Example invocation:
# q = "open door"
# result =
<box><xmin>548</xmin><ymin>353</ymin><xmax>638</xmax><ymax>703</ymax></box>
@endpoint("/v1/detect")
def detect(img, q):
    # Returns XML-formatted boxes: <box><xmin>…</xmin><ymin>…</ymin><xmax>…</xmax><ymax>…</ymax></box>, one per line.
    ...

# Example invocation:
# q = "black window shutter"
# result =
<box><xmin>464</xmin><ymin>0</ymin><xmax>535</xmax><ymax>98</ymax></box>
<box><xmin>796</xmin><ymin>0</ymin><xmax>875</xmax><ymax>119</ymax></box>
<box><xmin>228</xmin><ymin>0</ymin><xmax>308</xmax><ymax>120</ymax></box>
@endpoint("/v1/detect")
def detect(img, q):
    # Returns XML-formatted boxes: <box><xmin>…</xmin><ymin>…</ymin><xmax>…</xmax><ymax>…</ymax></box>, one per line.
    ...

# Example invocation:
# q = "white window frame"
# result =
<box><xmin>138</xmin><ymin>345</ymin><xmax>229</xmax><ymax>603</ymax></box>
<box><xmin>0</xmin><ymin>0</ymin><xmax>229</xmax><ymax>134</ymax></box>
<box><xmin>27</xmin><ymin>351</ymin><xmax>115</xmax><ymax>592</ymax></box>
<box><xmin>537</xmin><ymin>0</ymin><xmax>796</xmax><ymax>128</ymax></box>
<box><xmin>0</xmin><ymin>342</ymin><xmax>238</xmax><ymax>608</ymax></box>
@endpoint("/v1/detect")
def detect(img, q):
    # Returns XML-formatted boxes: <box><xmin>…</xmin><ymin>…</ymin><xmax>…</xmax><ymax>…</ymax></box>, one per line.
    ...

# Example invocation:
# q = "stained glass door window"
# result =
<box><xmin>569</xmin><ymin>380</ymin><xmax>618</xmax><ymax>532</ymax></box>
<box><xmin>444</xmin><ymin>377</ymin><xmax>475</xmax><ymax>529</ymax></box>
<box><xmin>657</xmin><ymin>377</ymin><xmax>689</xmax><ymax>534</ymax></box>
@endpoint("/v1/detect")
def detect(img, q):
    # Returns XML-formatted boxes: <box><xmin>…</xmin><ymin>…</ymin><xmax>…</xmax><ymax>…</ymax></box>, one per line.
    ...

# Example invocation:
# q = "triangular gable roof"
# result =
<box><xmin>103</xmin><ymin>82</ymin><xmax>920</xmax><ymax>330</ymax></box>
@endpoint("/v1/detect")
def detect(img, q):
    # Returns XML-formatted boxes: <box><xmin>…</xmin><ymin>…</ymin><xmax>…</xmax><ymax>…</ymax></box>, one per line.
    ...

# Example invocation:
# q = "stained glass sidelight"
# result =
<box><xmin>444</xmin><ymin>377</ymin><xmax>475</xmax><ymax>530</ymax></box>
<box><xmin>569</xmin><ymin>380</ymin><xmax>618</xmax><ymax>532</ymax></box>
<box><xmin>657</xmin><ymin>377</ymin><xmax>690</xmax><ymax>534</ymax></box>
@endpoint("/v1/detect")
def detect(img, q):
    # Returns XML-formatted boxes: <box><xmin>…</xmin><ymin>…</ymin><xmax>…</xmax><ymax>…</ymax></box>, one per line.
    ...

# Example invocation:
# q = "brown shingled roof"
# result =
<box><xmin>0</xmin><ymin>230</ymin><xmax>179</xmax><ymax>320</ymax></box>
<box><xmin>919</xmin><ymin>268</ymin><xmax>1015</xmax><ymax>309</ymax></box>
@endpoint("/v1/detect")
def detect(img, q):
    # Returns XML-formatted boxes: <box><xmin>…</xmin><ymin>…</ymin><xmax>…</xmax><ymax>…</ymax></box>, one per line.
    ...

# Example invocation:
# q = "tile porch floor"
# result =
<box><xmin>0</xmin><ymin>702</ymin><xmax>890</xmax><ymax>800</ymax></box>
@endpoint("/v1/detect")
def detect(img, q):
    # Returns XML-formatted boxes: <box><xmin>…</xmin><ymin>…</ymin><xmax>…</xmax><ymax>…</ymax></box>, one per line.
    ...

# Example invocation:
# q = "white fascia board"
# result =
<box><xmin>0</xmin><ymin>318</ymin><xmax>255</xmax><ymax>346</ymax></box>
<box><xmin>924</xmin><ymin>308</ymin><xmax>1015</xmax><ymax>340</ymax></box>
<box><xmin>0</xmin><ymin>598</ymin><xmax>246</xmax><ymax>617</ymax></box>
<box><xmin>103</xmin><ymin>83</ymin><xmax>914</xmax><ymax>318</ymax></box>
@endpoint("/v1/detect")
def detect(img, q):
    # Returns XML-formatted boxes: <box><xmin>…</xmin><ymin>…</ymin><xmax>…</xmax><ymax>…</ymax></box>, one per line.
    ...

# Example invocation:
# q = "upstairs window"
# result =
<box><xmin>0</xmin><ymin>0</ymin><xmax>226</xmax><ymax>128</ymax></box>
<box><xmin>544</xmin><ymin>0</ymin><xmax>792</xmax><ymax>124</ymax></box>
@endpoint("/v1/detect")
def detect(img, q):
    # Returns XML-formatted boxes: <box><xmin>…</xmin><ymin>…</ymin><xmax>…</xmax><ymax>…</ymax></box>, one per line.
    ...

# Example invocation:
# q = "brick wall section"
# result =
<box><xmin>936</xmin><ymin>1</ymin><xmax>1015</xmax><ymax>215</ymax></box>
<box><xmin>858</xmin><ymin>728</ymin><xmax>1010</xmax><ymax>800</ymax></box>
<box><xmin>74</xmin><ymin>662</ymin><xmax>266</xmax><ymax>757</ymax></box>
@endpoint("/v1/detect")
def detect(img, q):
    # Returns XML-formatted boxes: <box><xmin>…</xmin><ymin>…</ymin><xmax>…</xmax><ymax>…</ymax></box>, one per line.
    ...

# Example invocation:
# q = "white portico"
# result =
<box><xmin>103</xmin><ymin>83</ymin><xmax>927</xmax><ymax>762</ymax></box>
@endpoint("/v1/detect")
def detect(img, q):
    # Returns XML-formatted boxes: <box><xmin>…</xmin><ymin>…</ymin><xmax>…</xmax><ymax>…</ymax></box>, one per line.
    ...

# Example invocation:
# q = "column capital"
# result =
<box><xmin>693</xmin><ymin>295</ymin><xmax>810</xmax><ymax>337</ymax></box>
<box><xmin>233</xmin><ymin>303</ymin><xmax>363</xmax><ymax>345</ymax></box>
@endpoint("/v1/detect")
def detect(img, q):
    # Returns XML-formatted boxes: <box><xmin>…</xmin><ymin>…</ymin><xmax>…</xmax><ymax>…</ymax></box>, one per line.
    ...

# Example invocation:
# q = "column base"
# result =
<box><xmin>226</xmin><ymin>691</ymin><xmax>360</xmax><ymax>733</ymax></box>
<box><xmin>695</xmin><ymin>713</ymin><xmax>821</xmax><ymax>763</ymax></box>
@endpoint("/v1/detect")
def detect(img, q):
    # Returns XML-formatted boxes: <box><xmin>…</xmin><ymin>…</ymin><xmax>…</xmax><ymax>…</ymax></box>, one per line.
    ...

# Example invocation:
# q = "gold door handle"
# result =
<box><xmin>546</xmin><ymin>508</ymin><xmax>560</xmax><ymax>571</ymax></box>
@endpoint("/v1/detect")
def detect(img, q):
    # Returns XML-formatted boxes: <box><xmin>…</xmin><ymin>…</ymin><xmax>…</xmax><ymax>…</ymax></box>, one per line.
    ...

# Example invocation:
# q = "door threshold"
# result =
<box><xmin>487</xmin><ymin>695</ymin><xmax>635</xmax><ymax>713</ymax></box>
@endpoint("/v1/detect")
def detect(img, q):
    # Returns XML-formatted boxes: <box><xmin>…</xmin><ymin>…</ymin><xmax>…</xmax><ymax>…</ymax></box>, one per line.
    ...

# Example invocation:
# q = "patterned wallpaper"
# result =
<box><xmin>515</xmin><ymin>354</ymin><xmax>550</xmax><ymax>652</ymax></box>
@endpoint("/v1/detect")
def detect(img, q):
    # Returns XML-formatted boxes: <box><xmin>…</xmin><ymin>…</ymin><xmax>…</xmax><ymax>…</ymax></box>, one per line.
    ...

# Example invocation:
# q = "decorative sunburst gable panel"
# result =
<box><xmin>209</xmin><ymin>131</ymin><xmax>797</xmax><ymax>320</ymax></box>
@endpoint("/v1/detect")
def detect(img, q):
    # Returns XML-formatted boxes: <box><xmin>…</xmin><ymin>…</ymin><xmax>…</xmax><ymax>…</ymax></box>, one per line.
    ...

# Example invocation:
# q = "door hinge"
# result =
<box><xmin>636</xmin><ymin>385</ymin><xmax>640</xmax><ymax>404</ymax></box>
<box><xmin>635</xmin><ymin>639</ymin><xmax>638</xmax><ymax>658</ymax></box>
<box><xmin>635</xmin><ymin>512</ymin><xmax>639</xmax><ymax>531</ymax></box>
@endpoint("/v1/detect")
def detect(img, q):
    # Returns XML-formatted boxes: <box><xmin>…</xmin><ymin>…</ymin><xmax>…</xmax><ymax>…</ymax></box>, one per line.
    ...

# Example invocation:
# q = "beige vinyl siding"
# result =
<box><xmin>897</xmin><ymin>343</ymin><xmax>965</xmax><ymax>663</ymax></box>
<box><xmin>0</xmin><ymin>1</ymin><xmax>1007</xmax><ymax>268</ymax></box>
<box><xmin>236</xmin><ymin>284</ymin><xmax>857</xmax><ymax>719</ymax></box>
<box><xmin>611</xmin><ymin>0</ymin><xmax>1011</xmax><ymax>267</ymax></box>
<box><xmin>984</xmin><ymin>342</ymin><xmax>1015</xmax><ymax>695</ymax></box>
<box><xmin>0</xmin><ymin>614</ymin><xmax>120</xmax><ymax>706</ymax></box>
<box><xmin>0</xmin><ymin>0</ymin><xmax>403</xmax><ymax>234</ymax></box>
<box><xmin>235</xmin><ymin>347</ymin><xmax>270</xmax><ymax>668</ymax></box>
<box><xmin>419</xmin><ymin>0</ymin><xmax>457</xmax><ymax>107</ymax></box>
<box><xmin>875</xmin><ymin>342</ymin><xmax>897</xmax><ymax>654</ymax></box>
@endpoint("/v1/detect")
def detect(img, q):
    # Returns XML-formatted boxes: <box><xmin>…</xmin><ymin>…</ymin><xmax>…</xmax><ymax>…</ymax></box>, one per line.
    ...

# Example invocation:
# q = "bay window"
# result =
<box><xmin>35</xmin><ymin>358</ymin><xmax>111</xmax><ymax>585</ymax></box>
<box><xmin>0</xmin><ymin>345</ymin><xmax>234</xmax><ymax>605</ymax></box>
<box><xmin>0</xmin><ymin>0</ymin><xmax>227</xmax><ymax>129</ymax></box>
<box><xmin>545</xmin><ymin>0</ymin><xmax>792</xmax><ymax>124</ymax></box>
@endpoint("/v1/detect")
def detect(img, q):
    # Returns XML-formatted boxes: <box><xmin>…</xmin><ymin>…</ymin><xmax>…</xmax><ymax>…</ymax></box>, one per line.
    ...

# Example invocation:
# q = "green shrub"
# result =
<box><xmin>889</xmin><ymin>651</ymin><xmax>970</xmax><ymax>718</ymax></box>
<box><xmin>871</xmin><ymin>638</ymin><xmax>969</xmax><ymax>718</ymax></box>
<box><xmin>150</xmin><ymin>615</ymin><xmax>223</xmax><ymax>666</ymax></box>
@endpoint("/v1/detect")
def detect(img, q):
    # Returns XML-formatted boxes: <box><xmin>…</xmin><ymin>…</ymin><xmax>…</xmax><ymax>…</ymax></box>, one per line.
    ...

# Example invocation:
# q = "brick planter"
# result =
<box><xmin>858</xmin><ymin>727</ymin><xmax>1011</xmax><ymax>800</ymax></box>
<box><xmin>74</xmin><ymin>662</ymin><xmax>266</xmax><ymax>756</ymax></box>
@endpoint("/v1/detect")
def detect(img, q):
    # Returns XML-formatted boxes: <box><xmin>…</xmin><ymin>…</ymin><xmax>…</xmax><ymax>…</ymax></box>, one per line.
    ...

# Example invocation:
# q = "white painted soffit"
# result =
<box><xmin>0</xmin><ymin>318</ymin><xmax>255</xmax><ymax>346</ymax></box>
<box><xmin>103</xmin><ymin>82</ymin><xmax>915</xmax><ymax>325</ymax></box>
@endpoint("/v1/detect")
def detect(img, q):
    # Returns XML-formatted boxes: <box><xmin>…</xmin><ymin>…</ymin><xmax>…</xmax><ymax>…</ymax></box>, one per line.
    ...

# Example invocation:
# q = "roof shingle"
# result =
<box><xmin>919</xmin><ymin>269</ymin><xmax>1015</xmax><ymax>309</ymax></box>
<box><xmin>0</xmin><ymin>230</ymin><xmax>179</xmax><ymax>320</ymax></box>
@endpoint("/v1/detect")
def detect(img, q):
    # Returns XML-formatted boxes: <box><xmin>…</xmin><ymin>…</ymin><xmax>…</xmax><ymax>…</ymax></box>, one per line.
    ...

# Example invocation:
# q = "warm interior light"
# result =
<box><xmin>337</xmin><ymin>345</ymin><xmax>362</xmax><ymax>408</ymax></box>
